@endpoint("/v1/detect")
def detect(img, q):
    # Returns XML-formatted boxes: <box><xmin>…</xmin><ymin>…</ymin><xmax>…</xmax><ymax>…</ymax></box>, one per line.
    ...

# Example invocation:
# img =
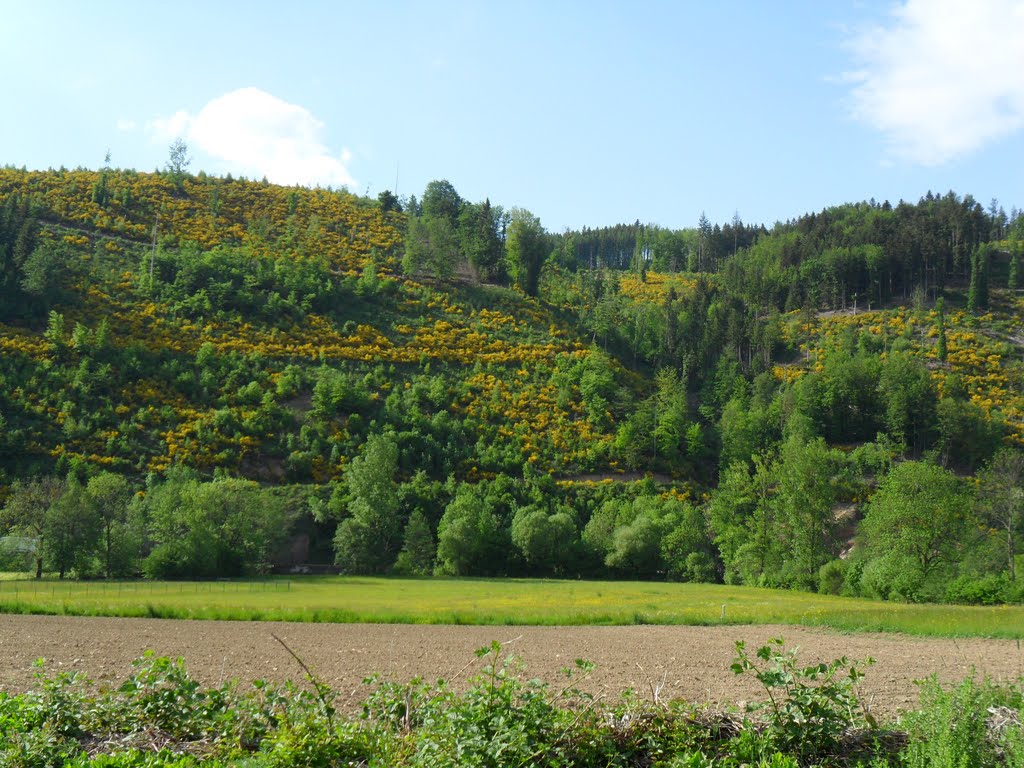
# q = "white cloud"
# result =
<box><xmin>150</xmin><ymin>110</ymin><xmax>190</xmax><ymax>141</ymax></box>
<box><xmin>149</xmin><ymin>88</ymin><xmax>355</xmax><ymax>187</ymax></box>
<box><xmin>845</xmin><ymin>0</ymin><xmax>1024</xmax><ymax>165</ymax></box>
<box><xmin>116</xmin><ymin>118</ymin><xmax>137</xmax><ymax>132</ymax></box>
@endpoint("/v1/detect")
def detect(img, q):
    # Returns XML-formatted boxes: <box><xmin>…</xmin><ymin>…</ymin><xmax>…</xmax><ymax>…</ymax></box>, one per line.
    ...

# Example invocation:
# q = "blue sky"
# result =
<box><xmin>3</xmin><ymin>1</ymin><xmax>1022</xmax><ymax>231</ymax></box>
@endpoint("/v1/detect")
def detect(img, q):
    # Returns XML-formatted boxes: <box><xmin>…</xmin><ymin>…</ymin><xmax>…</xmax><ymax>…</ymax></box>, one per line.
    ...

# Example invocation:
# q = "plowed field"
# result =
<box><xmin>1</xmin><ymin>615</ymin><xmax>1020</xmax><ymax>716</ymax></box>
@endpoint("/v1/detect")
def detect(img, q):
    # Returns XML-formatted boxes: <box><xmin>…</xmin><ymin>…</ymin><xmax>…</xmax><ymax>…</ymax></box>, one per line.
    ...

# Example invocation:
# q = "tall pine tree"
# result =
<box><xmin>967</xmin><ymin>244</ymin><xmax>990</xmax><ymax>311</ymax></box>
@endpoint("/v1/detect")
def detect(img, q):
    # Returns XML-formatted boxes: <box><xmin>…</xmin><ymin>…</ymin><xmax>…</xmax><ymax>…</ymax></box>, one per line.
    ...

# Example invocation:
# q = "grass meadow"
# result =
<box><xmin>0</xmin><ymin>575</ymin><xmax>1021</xmax><ymax>638</ymax></box>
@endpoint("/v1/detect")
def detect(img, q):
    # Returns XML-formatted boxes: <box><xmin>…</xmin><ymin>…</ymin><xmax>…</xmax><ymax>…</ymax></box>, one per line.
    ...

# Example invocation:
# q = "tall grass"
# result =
<box><xmin>0</xmin><ymin>575</ymin><xmax>1021</xmax><ymax>637</ymax></box>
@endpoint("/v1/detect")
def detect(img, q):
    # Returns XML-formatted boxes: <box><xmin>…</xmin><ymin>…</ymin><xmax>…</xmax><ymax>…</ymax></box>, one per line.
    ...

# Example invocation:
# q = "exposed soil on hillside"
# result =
<box><xmin>1</xmin><ymin>615</ymin><xmax>1020</xmax><ymax>718</ymax></box>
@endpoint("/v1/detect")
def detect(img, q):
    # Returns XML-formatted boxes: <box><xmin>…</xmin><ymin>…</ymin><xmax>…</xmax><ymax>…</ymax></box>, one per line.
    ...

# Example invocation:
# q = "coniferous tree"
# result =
<box><xmin>1009</xmin><ymin>244</ymin><xmax>1019</xmax><ymax>291</ymax></box>
<box><xmin>977</xmin><ymin>244</ymin><xmax>990</xmax><ymax>308</ymax></box>
<box><xmin>393</xmin><ymin>510</ymin><xmax>435</xmax><ymax>576</ymax></box>
<box><xmin>458</xmin><ymin>198</ymin><xmax>505</xmax><ymax>281</ymax></box>
<box><xmin>968</xmin><ymin>244</ymin><xmax>991</xmax><ymax>311</ymax></box>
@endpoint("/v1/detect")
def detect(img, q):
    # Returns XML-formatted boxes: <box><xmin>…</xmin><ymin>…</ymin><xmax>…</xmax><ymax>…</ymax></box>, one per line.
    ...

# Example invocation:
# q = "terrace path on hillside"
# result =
<box><xmin>1</xmin><ymin>615</ymin><xmax>1019</xmax><ymax>717</ymax></box>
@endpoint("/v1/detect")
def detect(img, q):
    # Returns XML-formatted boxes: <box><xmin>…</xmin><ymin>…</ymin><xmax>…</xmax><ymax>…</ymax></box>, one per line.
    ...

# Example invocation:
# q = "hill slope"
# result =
<box><xmin>1</xmin><ymin>167</ymin><xmax>1022</xmax><ymax>600</ymax></box>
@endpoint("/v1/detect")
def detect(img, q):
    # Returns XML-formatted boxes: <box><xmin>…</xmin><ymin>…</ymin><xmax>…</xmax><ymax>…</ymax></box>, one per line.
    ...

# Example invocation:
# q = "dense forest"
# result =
<box><xmin>0</xmin><ymin>156</ymin><xmax>1022</xmax><ymax>604</ymax></box>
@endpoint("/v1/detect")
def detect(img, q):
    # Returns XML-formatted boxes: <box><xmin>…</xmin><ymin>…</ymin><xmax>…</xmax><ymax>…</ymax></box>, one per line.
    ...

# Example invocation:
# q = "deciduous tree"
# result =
<box><xmin>977</xmin><ymin>449</ymin><xmax>1024</xmax><ymax>581</ymax></box>
<box><xmin>505</xmin><ymin>208</ymin><xmax>547</xmax><ymax>296</ymax></box>
<box><xmin>859</xmin><ymin>461</ymin><xmax>970</xmax><ymax>601</ymax></box>
<box><xmin>0</xmin><ymin>476</ymin><xmax>65</xmax><ymax>578</ymax></box>
<box><xmin>333</xmin><ymin>433</ymin><xmax>401</xmax><ymax>574</ymax></box>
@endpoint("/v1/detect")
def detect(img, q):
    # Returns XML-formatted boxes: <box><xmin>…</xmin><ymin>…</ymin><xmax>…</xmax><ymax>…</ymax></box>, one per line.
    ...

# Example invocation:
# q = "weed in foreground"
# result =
<box><xmin>730</xmin><ymin>636</ymin><xmax>880</xmax><ymax>762</ymax></box>
<box><xmin>1</xmin><ymin>637</ymin><xmax>1022</xmax><ymax>766</ymax></box>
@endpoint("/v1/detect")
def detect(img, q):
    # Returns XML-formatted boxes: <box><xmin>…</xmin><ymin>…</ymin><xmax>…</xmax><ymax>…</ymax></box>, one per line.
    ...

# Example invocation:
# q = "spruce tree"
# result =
<box><xmin>967</xmin><ymin>245</ymin><xmax>990</xmax><ymax>311</ymax></box>
<box><xmin>977</xmin><ymin>244</ymin><xmax>990</xmax><ymax>308</ymax></box>
<box><xmin>1009</xmin><ymin>245</ymin><xmax>1019</xmax><ymax>291</ymax></box>
<box><xmin>967</xmin><ymin>250</ymin><xmax>978</xmax><ymax>311</ymax></box>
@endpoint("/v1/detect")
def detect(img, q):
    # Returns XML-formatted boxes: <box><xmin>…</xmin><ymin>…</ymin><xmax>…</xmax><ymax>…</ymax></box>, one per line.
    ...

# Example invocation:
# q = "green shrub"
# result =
<box><xmin>901</xmin><ymin>676</ymin><xmax>1024</xmax><ymax>768</ymax></box>
<box><xmin>818</xmin><ymin>559</ymin><xmax>846</xmax><ymax>595</ymax></box>
<box><xmin>944</xmin><ymin>574</ymin><xmax>1010</xmax><ymax>605</ymax></box>
<box><xmin>730</xmin><ymin>637</ymin><xmax>875</xmax><ymax>763</ymax></box>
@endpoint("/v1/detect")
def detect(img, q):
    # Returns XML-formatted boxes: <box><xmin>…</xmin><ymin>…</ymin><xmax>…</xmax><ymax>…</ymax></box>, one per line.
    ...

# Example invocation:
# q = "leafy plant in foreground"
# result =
<box><xmin>731</xmin><ymin>637</ymin><xmax>876</xmax><ymax>763</ymax></box>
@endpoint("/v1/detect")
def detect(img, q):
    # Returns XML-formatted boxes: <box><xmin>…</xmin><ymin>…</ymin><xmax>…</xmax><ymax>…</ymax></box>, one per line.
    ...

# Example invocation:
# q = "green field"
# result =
<box><xmin>0</xmin><ymin>575</ymin><xmax>1021</xmax><ymax>638</ymax></box>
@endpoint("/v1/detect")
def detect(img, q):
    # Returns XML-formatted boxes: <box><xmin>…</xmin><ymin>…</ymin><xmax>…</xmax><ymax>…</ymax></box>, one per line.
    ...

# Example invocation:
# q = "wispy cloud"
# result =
<box><xmin>845</xmin><ymin>0</ymin><xmax>1024</xmax><ymax>165</ymax></box>
<box><xmin>149</xmin><ymin>88</ymin><xmax>355</xmax><ymax>187</ymax></box>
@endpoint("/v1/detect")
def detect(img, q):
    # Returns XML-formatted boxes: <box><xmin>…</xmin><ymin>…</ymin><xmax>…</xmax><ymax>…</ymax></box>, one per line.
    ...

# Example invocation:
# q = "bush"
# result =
<box><xmin>944</xmin><ymin>574</ymin><xmax>1010</xmax><ymax>605</ymax></box>
<box><xmin>902</xmin><ymin>676</ymin><xmax>1024</xmax><ymax>768</ymax></box>
<box><xmin>817</xmin><ymin>559</ymin><xmax>846</xmax><ymax>595</ymax></box>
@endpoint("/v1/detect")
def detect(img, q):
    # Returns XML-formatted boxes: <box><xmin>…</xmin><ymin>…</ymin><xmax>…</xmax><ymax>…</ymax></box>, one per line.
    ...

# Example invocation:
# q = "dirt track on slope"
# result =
<box><xmin>1</xmin><ymin>615</ymin><xmax>1020</xmax><ymax>717</ymax></box>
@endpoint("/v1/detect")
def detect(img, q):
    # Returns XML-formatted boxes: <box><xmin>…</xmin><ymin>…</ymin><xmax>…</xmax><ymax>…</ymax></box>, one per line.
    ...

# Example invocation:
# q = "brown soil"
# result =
<box><xmin>1</xmin><ymin>615</ymin><xmax>1020</xmax><ymax>717</ymax></box>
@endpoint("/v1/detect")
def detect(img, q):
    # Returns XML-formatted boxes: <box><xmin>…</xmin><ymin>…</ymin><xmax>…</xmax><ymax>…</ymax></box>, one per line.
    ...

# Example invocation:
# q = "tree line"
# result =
<box><xmin>4</xmin><ymin>429</ymin><xmax>1020</xmax><ymax>607</ymax></box>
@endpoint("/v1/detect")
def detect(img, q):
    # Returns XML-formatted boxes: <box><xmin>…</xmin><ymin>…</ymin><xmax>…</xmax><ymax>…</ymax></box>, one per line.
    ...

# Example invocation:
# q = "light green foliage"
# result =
<box><xmin>977</xmin><ymin>448</ymin><xmax>1024</xmax><ymax>581</ymax></box>
<box><xmin>85</xmin><ymin>472</ymin><xmax>136</xmax><ymax>578</ymax></box>
<box><xmin>149</xmin><ymin>243</ymin><xmax>344</xmax><ymax>324</ymax></box>
<box><xmin>392</xmin><ymin>510</ymin><xmax>436</xmax><ymax>577</ymax></box>
<box><xmin>731</xmin><ymin>638</ymin><xmax>875</xmax><ymax>764</ymax></box>
<box><xmin>708</xmin><ymin>461</ymin><xmax>761</xmax><ymax>585</ymax></box>
<box><xmin>902</xmin><ymin>676</ymin><xmax>1024</xmax><ymax>768</ymax></box>
<box><xmin>505</xmin><ymin>207</ymin><xmax>547</xmax><ymax>296</ymax></box>
<box><xmin>44</xmin><ymin>475</ymin><xmax>100</xmax><ymax>579</ymax></box>
<box><xmin>794</xmin><ymin>350</ymin><xmax>882</xmax><ymax>443</ymax></box>
<box><xmin>20</xmin><ymin>241</ymin><xmax>74</xmax><ymax>309</ymax></box>
<box><xmin>653</xmin><ymin>368</ymin><xmax>690</xmax><ymax>462</ymax></box>
<box><xmin>858</xmin><ymin>461</ymin><xmax>972</xmax><ymax>602</ymax></box>
<box><xmin>772</xmin><ymin>437</ymin><xmax>844</xmax><ymax>590</ymax></box>
<box><xmin>0</xmin><ymin>475</ymin><xmax>66</xmax><ymax>578</ymax></box>
<box><xmin>879</xmin><ymin>351</ymin><xmax>936</xmax><ymax>452</ymax></box>
<box><xmin>580</xmin><ymin>499</ymin><xmax>626</xmax><ymax>557</ymax></box>
<box><xmin>710</xmin><ymin>439</ymin><xmax>846</xmax><ymax>591</ymax></box>
<box><xmin>165</xmin><ymin>138</ymin><xmax>191</xmax><ymax>189</ymax></box>
<box><xmin>403</xmin><ymin>213</ymin><xmax>459</xmax><ymax>278</ymax></box>
<box><xmin>584</xmin><ymin>495</ymin><xmax>678</xmax><ymax>578</ymax></box>
<box><xmin>606</xmin><ymin>511</ymin><xmax>667</xmax><ymax>577</ymax></box>
<box><xmin>458</xmin><ymin>198</ymin><xmax>505</xmax><ymax>281</ymax></box>
<box><xmin>661</xmin><ymin>501</ymin><xmax>717</xmax><ymax>582</ymax></box>
<box><xmin>510</xmin><ymin>504</ymin><xmax>577</xmax><ymax>577</ymax></box>
<box><xmin>144</xmin><ymin>471</ymin><xmax>290</xmax><ymax>578</ymax></box>
<box><xmin>578</xmin><ymin>349</ymin><xmax>620</xmax><ymax>429</ymax></box>
<box><xmin>435</xmin><ymin>483</ymin><xmax>510</xmax><ymax>576</ymax></box>
<box><xmin>613</xmin><ymin>399</ymin><xmax>655</xmax><ymax>469</ymax></box>
<box><xmin>936</xmin><ymin>396</ymin><xmax>1004</xmax><ymax>471</ymax></box>
<box><xmin>333</xmin><ymin>432</ymin><xmax>401</xmax><ymax>574</ymax></box>
<box><xmin>402</xmin><ymin>180</ymin><xmax>511</xmax><ymax>283</ymax></box>
<box><xmin>709</xmin><ymin>454</ymin><xmax>781</xmax><ymax>586</ymax></box>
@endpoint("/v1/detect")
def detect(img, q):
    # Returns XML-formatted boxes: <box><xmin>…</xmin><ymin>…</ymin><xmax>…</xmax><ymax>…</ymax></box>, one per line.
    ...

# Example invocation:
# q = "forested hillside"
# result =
<box><xmin>1</xmin><ymin>162</ymin><xmax>1022</xmax><ymax>604</ymax></box>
